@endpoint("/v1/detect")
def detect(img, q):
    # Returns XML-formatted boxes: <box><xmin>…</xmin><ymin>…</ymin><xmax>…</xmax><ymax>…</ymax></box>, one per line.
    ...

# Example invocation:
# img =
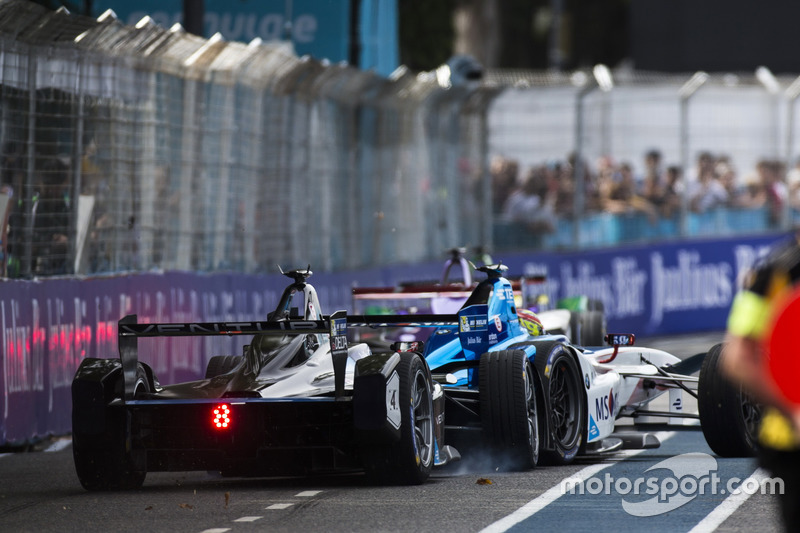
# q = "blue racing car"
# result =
<box><xmin>412</xmin><ymin>263</ymin><xmax>586</xmax><ymax>467</ymax></box>
<box><xmin>354</xmin><ymin>263</ymin><xmax>756</xmax><ymax>469</ymax></box>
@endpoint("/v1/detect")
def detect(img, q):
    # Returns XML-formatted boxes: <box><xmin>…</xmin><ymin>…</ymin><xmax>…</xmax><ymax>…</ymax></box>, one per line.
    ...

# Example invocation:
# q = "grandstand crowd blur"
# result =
<box><xmin>492</xmin><ymin>149</ymin><xmax>796</xmax><ymax>250</ymax></box>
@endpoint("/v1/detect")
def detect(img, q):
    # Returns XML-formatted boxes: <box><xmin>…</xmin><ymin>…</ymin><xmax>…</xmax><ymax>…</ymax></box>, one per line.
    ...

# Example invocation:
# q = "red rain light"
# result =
<box><xmin>212</xmin><ymin>403</ymin><xmax>232</xmax><ymax>430</ymax></box>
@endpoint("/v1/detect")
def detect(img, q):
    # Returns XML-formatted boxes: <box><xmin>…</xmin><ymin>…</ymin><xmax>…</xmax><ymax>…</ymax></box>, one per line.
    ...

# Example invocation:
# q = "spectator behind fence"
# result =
<box><xmin>33</xmin><ymin>157</ymin><xmax>70</xmax><ymax>275</ymax></box>
<box><xmin>688</xmin><ymin>162</ymin><xmax>728</xmax><ymax>213</ymax></box>
<box><xmin>606</xmin><ymin>162</ymin><xmax>658</xmax><ymax>223</ymax></box>
<box><xmin>587</xmin><ymin>158</ymin><xmax>615</xmax><ymax>213</ymax></box>
<box><xmin>640</xmin><ymin>158</ymin><xmax>671</xmax><ymax>217</ymax></box>
<box><xmin>501</xmin><ymin>166</ymin><xmax>556</xmax><ymax>233</ymax></box>
<box><xmin>756</xmin><ymin>159</ymin><xmax>788</xmax><ymax>227</ymax></box>
<box><xmin>555</xmin><ymin>155</ymin><xmax>582</xmax><ymax>218</ymax></box>
<box><xmin>1</xmin><ymin>141</ymin><xmax>25</xmax><ymax>277</ymax></box>
<box><xmin>491</xmin><ymin>156</ymin><xmax>519</xmax><ymax>214</ymax></box>
<box><xmin>717</xmin><ymin>161</ymin><xmax>750</xmax><ymax>208</ymax></box>
<box><xmin>689</xmin><ymin>150</ymin><xmax>715</xmax><ymax>183</ymax></box>
<box><xmin>640</xmin><ymin>148</ymin><xmax>664</xmax><ymax>188</ymax></box>
<box><xmin>659</xmin><ymin>165</ymin><xmax>683</xmax><ymax>217</ymax></box>
<box><xmin>786</xmin><ymin>156</ymin><xmax>800</xmax><ymax>210</ymax></box>
<box><xmin>740</xmin><ymin>159</ymin><xmax>789</xmax><ymax>227</ymax></box>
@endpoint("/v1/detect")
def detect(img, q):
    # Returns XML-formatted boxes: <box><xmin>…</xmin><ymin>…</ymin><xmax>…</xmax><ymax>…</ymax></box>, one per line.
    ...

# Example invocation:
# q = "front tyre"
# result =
<box><xmin>363</xmin><ymin>351</ymin><xmax>434</xmax><ymax>485</ymax></box>
<box><xmin>698</xmin><ymin>343</ymin><xmax>760</xmax><ymax>457</ymax></box>
<box><xmin>532</xmin><ymin>341</ymin><xmax>585</xmax><ymax>465</ymax></box>
<box><xmin>480</xmin><ymin>350</ymin><xmax>539</xmax><ymax>470</ymax></box>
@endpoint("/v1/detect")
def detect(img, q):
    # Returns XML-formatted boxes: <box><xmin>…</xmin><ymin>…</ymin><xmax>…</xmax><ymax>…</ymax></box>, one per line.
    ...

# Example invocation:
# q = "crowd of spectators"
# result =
<box><xmin>495</xmin><ymin>149</ymin><xmax>794</xmax><ymax>234</ymax></box>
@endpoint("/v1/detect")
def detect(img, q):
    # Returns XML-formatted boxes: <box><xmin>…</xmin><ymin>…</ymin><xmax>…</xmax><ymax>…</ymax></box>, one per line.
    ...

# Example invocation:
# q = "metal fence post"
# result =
<box><xmin>138</xmin><ymin>70</ymin><xmax>157</xmax><ymax>270</ymax></box>
<box><xmin>479</xmin><ymin>94</ymin><xmax>492</xmax><ymax>254</ymax></box>
<box><xmin>177</xmin><ymin>77</ymin><xmax>198</xmax><ymax>271</ymax></box>
<box><xmin>784</xmin><ymin>75</ymin><xmax>800</xmax><ymax>229</ymax></box>
<box><xmin>22</xmin><ymin>49</ymin><xmax>35</xmax><ymax>278</ymax></box>
<box><xmin>678</xmin><ymin>71</ymin><xmax>709</xmax><ymax>237</ymax></box>
<box><xmin>573</xmin><ymin>65</ymin><xmax>613</xmax><ymax>247</ymax></box>
<box><xmin>756</xmin><ymin>66</ymin><xmax>782</xmax><ymax>157</ymax></box>
<box><xmin>69</xmin><ymin>51</ymin><xmax>85</xmax><ymax>275</ymax></box>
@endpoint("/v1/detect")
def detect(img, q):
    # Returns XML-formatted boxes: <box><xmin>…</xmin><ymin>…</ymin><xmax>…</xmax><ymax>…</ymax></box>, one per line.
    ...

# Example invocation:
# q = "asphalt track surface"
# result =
<box><xmin>0</xmin><ymin>331</ymin><xmax>786</xmax><ymax>533</ymax></box>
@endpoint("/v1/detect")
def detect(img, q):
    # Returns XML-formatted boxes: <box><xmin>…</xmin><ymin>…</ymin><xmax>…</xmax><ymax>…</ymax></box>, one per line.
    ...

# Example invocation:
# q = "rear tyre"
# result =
<box><xmin>205</xmin><ymin>355</ymin><xmax>241</xmax><ymax>378</ymax></box>
<box><xmin>587</xmin><ymin>299</ymin><xmax>605</xmax><ymax>312</ymax></box>
<box><xmin>570</xmin><ymin>310</ymin><xmax>606</xmax><ymax>346</ymax></box>
<box><xmin>363</xmin><ymin>351</ymin><xmax>434</xmax><ymax>485</ymax></box>
<box><xmin>532</xmin><ymin>341</ymin><xmax>585</xmax><ymax>465</ymax></box>
<box><xmin>698</xmin><ymin>343</ymin><xmax>760</xmax><ymax>457</ymax></box>
<box><xmin>73</xmin><ymin>363</ymin><xmax>150</xmax><ymax>491</ymax></box>
<box><xmin>480</xmin><ymin>350</ymin><xmax>539</xmax><ymax>470</ymax></box>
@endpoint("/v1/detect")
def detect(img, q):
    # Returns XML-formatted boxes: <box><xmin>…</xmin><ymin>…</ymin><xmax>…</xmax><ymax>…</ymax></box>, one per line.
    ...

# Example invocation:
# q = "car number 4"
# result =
<box><xmin>386</xmin><ymin>371</ymin><xmax>401</xmax><ymax>429</ymax></box>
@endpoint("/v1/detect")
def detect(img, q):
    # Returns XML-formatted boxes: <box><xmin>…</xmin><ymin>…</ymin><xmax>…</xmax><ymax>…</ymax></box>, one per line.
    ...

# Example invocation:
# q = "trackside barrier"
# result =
<box><xmin>0</xmin><ymin>232</ymin><xmax>786</xmax><ymax>446</ymax></box>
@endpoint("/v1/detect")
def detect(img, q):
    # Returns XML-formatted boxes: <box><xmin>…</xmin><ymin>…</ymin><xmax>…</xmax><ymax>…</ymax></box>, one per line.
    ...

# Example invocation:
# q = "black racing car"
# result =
<box><xmin>71</xmin><ymin>269</ymin><xmax>459</xmax><ymax>490</ymax></box>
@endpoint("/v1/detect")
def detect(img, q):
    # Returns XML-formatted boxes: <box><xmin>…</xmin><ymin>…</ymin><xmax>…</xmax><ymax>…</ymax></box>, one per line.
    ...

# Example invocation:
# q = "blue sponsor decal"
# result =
<box><xmin>588</xmin><ymin>415</ymin><xmax>600</xmax><ymax>440</ymax></box>
<box><xmin>330</xmin><ymin>317</ymin><xmax>347</xmax><ymax>337</ymax></box>
<box><xmin>458</xmin><ymin>304</ymin><xmax>490</xmax><ymax>360</ymax></box>
<box><xmin>330</xmin><ymin>316</ymin><xmax>348</xmax><ymax>355</ymax></box>
<box><xmin>459</xmin><ymin>313</ymin><xmax>488</xmax><ymax>333</ymax></box>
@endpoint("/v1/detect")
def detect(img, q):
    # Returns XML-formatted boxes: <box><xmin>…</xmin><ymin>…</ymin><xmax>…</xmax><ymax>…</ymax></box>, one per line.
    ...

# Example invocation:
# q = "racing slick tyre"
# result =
<box><xmin>479</xmin><ymin>350</ymin><xmax>540</xmax><ymax>470</ymax></box>
<box><xmin>571</xmin><ymin>310</ymin><xmax>606</xmax><ymax>347</ymax></box>
<box><xmin>205</xmin><ymin>355</ymin><xmax>241</xmax><ymax>378</ymax></box>
<box><xmin>531</xmin><ymin>341</ymin><xmax>585</xmax><ymax>465</ymax></box>
<box><xmin>587</xmin><ymin>299</ymin><xmax>605</xmax><ymax>312</ymax></box>
<box><xmin>73</xmin><ymin>363</ymin><xmax>150</xmax><ymax>490</ymax></box>
<box><xmin>698</xmin><ymin>343</ymin><xmax>761</xmax><ymax>457</ymax></box>
<box><xmin>362</xmin><ymin>351</ymin><xmax>435</xmax><ymax>485</ymax></box>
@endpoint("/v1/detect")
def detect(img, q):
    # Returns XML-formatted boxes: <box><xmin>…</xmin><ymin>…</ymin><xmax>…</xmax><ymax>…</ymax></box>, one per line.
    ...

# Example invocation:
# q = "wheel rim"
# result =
<box><xmin>549</xmin><ymin>356</ymin><xmax>581</xmax><ymax>447</ymax></box>
<box><xmin>524</xmin><ymin>362</ymin><xmax>540</xmax><ymax>462</ymax></box>
<box><xmin>411</xmin><ymin>368</ymin><xmax>434</xmax><ymax>466</ymax></box>
<box><xmin>740</xmin><ymin>388</ymin><xmax>762</xmax><ymax>446</ymax></box>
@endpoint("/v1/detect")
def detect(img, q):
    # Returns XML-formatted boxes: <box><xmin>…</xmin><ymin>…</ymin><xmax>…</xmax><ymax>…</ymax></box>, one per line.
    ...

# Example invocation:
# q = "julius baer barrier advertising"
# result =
<box><xmin>0</xmin><ymin>232</ymin><xmax>785</xmax><ymax>445</ymax></box>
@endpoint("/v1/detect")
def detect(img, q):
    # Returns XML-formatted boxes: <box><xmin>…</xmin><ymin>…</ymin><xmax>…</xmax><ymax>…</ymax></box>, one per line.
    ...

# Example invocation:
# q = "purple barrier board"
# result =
<box><xmin>0</xmin><ymin>232</ymin><xmax>788</xmax><ymax>445</ymax></box>
<box><xmin>496</xmin><ymin>233</ymin><xmax>787</xmax><ymax>335</ymax></box>
<box><xmin>0</xmin><ymin>272</ymin><xmax>280</xmax><ymax>445</ymax></box>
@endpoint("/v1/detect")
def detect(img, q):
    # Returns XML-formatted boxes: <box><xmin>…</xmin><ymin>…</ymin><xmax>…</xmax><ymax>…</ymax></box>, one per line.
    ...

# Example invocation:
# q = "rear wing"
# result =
<box><xmin>352</xmin><ymin>285</ymin><xmax>474</xmax><ymax>302</ymax></box>
<box><xmin>352</xmin><ymin>278</ymin><xmax>535</xmax><ymax>304</ymax></box>
<box><xmin>118</xmin><ymin>311</ymin><xmax>348</xmax><ymax>400</ymax></box>
<box><xmin>345</xmin><ymin>314</ymin><xmax>459</xmax><ymax>328</ymax></box>
<box><xmin>118</xmin><ymin>317</ymin><xmax>333</xmax><ymax>338</ymax></box>
<box><xmin>117</xmin><ymin>311</ymin><xmax>458</xmax><ymax>401</ymax></box>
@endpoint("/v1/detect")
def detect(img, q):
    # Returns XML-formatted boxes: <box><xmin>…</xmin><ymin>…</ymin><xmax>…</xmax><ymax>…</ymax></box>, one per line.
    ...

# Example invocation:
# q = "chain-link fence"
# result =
<box><xmin>1</xmin><ymin>0</ymin><xmax>798</xmax><ymax>279</ymax></box>
<box><xmin>0</xmin><ymin>0</ymin><xmax>496</xmax><ymax>278</ymax></box>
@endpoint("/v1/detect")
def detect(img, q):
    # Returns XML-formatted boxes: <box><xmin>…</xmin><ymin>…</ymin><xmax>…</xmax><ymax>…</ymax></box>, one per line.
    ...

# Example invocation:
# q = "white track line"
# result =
<box><xmin>44</xmin><ymin>439</ymin><xmax>72</xmax><ymax>453</ymax></box>
<box><xmin>687</xmin><ymin>468</ymin><xmax>771</xmax><ymax>533</ymax></box>
<box><xmin>266</xmin><ymin>503</ymin><xmax>294</xmax><ymax>510</ymax></box>
<box><xmin>480</xmin><ymin>431</ymin><xmax>676</xmax><ymax>533</ymax></box>
<box><xmin>233</xmin><ymin>516</ymin><xmax>262</xmax><ymax>522</ymax></box>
